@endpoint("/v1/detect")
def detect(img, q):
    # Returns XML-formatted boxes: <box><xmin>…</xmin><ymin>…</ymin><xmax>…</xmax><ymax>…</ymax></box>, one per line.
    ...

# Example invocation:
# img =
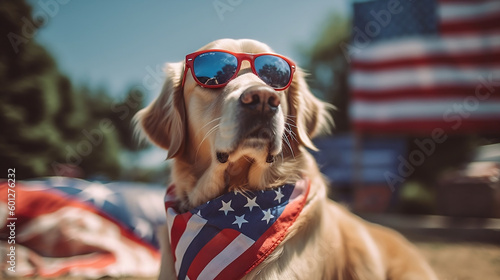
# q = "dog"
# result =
<box><xmin>135</xmin><ymin>39</ymin><xmax>437</xmax><ymax>280</ymax></box>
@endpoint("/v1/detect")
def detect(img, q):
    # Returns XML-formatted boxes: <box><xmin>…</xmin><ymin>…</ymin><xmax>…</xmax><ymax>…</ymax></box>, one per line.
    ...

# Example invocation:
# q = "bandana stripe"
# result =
<box><xmin>167</xmin><ymin>208</ymin><xmax>191</xmax><ymax>254</ymax></box>
<box><xmin>187</xmin><ymin>229</ymin><xmax>240</xmax><ymax>279</ymax></box>
<box><xmin>173</xmin><ymin>214</ymin><xmax>207</xmax><ymax>274</ymax></box>
<box><xmin>197</xmin><ymin>233</ymin><xmax>254</xmax><ymax>279</ymax></box>
<box><xmin>178</xmin><ymin>224</ymin><xmax>222</xmax><ymax>279</ymax></box>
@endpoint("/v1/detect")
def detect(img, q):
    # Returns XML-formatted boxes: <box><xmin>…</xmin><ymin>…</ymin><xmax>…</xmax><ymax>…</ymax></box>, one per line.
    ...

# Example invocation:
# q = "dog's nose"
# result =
<box><xmin>239</xmin><ymin>85</ymin><xmax>280</xmax><ymax>113</ymax></box>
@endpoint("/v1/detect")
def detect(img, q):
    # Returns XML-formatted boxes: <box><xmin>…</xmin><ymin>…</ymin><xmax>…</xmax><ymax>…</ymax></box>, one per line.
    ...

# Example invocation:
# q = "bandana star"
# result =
<box><xmin>261</xmin><ymin>209</ymin><xmax>275</xmax><ymax>224</ymax></box>
<box><xmin>244</xmin><ymin>197</ymin><xmax>259</xmax><ymax>211</ymax></box>
<box><xmin>219</xmin><ymin>200</ymin><xmax>234</xmax><ymax>215</ymax></box>
<box><xmin>274</xmin><ymin>188</ymin><xmax>284</xmax><ymax>203</ymax></box>
<box><xmin>232</xmin><ymin>214</ymin><xmax>248</xmax><ymax>229</ymax></box>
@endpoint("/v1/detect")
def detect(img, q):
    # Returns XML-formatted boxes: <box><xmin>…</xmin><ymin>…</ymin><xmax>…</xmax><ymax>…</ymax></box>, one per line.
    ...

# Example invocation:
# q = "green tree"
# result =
<box><xmin>108</xmin><ymin>85</ymin><xmax>147</xmax><ymax>152</ymax></box>
<box><xmin>302</xmin><ymin>13</ymin><xmax>351</xmax><ymax>132</ymax></box>
<box><xmin>0</xmin><ymin>0</ymin><xmax>139</xmax><ymax>180</ymax></box>
<box><xmin>1</xmin><ymin>0</ymin><xmax>80</xmax><ymax>178</ymax></box>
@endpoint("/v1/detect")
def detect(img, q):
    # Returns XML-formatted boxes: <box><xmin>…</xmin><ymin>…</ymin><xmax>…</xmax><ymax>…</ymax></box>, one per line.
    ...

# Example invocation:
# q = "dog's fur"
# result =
<box><xmin>135</xmin><ymin>39</ymin><xmax>437</xmax><ymax>280</ymax></box>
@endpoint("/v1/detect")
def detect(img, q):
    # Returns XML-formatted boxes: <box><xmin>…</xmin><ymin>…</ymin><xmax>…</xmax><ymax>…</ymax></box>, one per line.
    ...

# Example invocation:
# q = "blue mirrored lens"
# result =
<box><xmin>254</xmin><ymin>55</ymin><xmax>291</xmax><ymax>88</ymax></box>
<box><xmin>193</xmin><ymin>52</ymin><xmax>238</xmax><ymax>86</ymax></box>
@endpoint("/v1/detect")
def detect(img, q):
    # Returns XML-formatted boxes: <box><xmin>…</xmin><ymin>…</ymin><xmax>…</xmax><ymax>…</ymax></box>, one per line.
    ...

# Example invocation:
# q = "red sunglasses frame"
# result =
<box><xmin>182</xmin><ymin>49</ymin><xmax>296</xmax><ymax>91</ymax></box>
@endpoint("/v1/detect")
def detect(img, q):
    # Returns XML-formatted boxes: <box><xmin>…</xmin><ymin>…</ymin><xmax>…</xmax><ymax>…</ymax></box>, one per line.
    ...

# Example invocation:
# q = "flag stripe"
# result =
<box><xmin>198</xmin><ymin>233</ymin><xmax>254</xmax><ymax>280</ymax></box>
<box><xmin>353</xmin><ymin>85</ymin><xmax>500</xmax><ymax>101</ymax></box>
<box><xmin>440</xmin><ymin>13</ymin><xmax>500</xmax><ymax>34</ymax></box>
<box><xmin>351</xmin><ymin>50</ymin><xmax>500</xmax><ymax>71</ymax></box>
<box><xmin>186</xmin><ymin>229</ymin><xmax>241</xmax><ymax>280</ymax></box>
<box><xmin>165</xmin><ymin>208</ymin><xmax>177</xmax><ymax>244</ymax></box>
<box><xmin>354</xmin><ymin>119</ymin><xmax>500</xmax><ymax>135</ymax></box>
<box><xmin>350</xmin><ymin>67</ymin><xmax>499</xmax><ymax>91</ymax></box>
<box><xmin>174</xmin><ymin>214</ymin><xmax>207</xmax><ymax>275</ymax></box>
<box><xmin>351</xmin><ymin>99</ymin><xmax>500</xmax><ymax>121</ymax></box>
<box><xmin>351</xmin><ymin>35</ymin><xmax>500</xmax><ymax>63</ymax></box>
<box><xmin>439</xmin><ymin>0</ymin><xmax>500</xmax><ymax>35</ymax></box>
<box><xmin>439</xmin><ymin>1</ymin><xmax>500</xmax><ymax>22</ymax></box>
<box><xmin>439</xmin><ymin>0</ymin><xmax>496</xmax><ymax>3</ymax></box>
<box><xmin>169</xmin><ymin>210</ymin><xmax>192</xmax><ymax>256</ymax></box>
<box><xmin>41</xmin><ymin>252</ymin><xmax>116</xmax><ymax>277</ymax></box>
<box><xmin>177</xmin><ymin>223</ymin><xmax>225</xmax><ymax>280</ymax></box>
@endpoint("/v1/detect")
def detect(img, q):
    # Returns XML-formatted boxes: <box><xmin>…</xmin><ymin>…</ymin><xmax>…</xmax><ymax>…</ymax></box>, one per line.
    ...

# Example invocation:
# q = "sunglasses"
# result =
<box><xmin>182</xmin><ymin>50</ymin><xmax>296</xmax><ymax>91</ymax></box>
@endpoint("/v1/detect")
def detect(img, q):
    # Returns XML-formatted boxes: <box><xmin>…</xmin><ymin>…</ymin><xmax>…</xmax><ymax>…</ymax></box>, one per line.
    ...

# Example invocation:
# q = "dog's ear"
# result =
<box><xmin>134</xmin><ymin>62</ymin><xmax>186</xmax><ymax>159</ymax></box>
<box><xmin>287</xmin><ymin>67</ymin><xmax>334</xmax><ymax>151</ymax></box>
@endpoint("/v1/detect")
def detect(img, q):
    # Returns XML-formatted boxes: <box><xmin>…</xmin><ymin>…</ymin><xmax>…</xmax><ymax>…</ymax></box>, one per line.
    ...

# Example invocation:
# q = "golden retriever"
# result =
<box><xmin>135</xmin><ymin>39</ymin><xmax>437</xmax><ymax>280</ymax></box>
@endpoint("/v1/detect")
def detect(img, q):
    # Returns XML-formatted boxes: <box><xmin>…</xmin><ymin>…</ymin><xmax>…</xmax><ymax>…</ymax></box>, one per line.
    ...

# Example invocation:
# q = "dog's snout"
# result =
<box><xmin>239</xmin><ymin>85</ymin><xmax>280</xmax><ymax>113</ymax></box>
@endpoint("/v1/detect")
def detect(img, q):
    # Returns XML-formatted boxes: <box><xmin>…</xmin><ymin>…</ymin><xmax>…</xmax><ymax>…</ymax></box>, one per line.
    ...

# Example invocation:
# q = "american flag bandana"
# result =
<box><xmin>164</xmin><ymin>179</ymin><xmax>310</xmax><ymax>280</ymax></box>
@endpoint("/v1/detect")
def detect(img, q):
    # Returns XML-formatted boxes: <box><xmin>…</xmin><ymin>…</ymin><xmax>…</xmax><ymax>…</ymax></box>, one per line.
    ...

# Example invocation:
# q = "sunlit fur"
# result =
<box><xmin>135</xmin><ymin>39</ymin><xmax>437</xmax><ymax>280</ymax></box>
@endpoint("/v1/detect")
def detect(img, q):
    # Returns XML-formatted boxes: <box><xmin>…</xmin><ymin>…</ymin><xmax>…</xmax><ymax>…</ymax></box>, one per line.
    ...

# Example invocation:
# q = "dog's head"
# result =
<box><xmin>135</xmin><ymin>39</ymin><xmax>332</xmax><ymax>209</ymax></box>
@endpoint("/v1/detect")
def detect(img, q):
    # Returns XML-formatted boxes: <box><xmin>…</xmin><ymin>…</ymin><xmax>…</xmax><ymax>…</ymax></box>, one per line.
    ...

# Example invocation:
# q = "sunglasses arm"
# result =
<box><xmin>181</xmin><ymin>63</ymin><xmax>189</xmax><ymax>88</ymax></box>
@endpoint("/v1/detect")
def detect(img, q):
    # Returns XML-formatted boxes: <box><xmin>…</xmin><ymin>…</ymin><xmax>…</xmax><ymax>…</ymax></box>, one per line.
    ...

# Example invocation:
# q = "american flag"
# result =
<box><xmin>165</xmin><ymin>179</ymin><xmax>310</xmax><ymax>280</ymax></box>
<box><xmin>0</xmin><ymin>177</ymin><xmax>164</xmax><ymax>278</ymax></box>
<box><xmin>349</xmin><ymin>0</ymin><xmax>500</xmax><ymax>134</ymax></box>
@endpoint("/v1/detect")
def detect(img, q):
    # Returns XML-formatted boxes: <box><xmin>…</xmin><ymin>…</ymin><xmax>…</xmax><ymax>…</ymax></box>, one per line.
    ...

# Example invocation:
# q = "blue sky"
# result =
<box><xmin>29</xmin><ymin>0</ymin><xmax>349</xmax><ymax>168</ymax></box>
<box><xmin>32</xmin><ymin>0</ymin><xmax>349</xmax><ymax>99</ymax></box>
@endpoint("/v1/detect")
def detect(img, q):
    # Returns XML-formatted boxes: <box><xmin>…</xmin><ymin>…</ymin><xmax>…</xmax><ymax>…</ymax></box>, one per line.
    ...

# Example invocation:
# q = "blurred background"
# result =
<box><xmin>1</xmin><ymin>0</ymin><xmax>499</xmax><ymax>279</ymax></box>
